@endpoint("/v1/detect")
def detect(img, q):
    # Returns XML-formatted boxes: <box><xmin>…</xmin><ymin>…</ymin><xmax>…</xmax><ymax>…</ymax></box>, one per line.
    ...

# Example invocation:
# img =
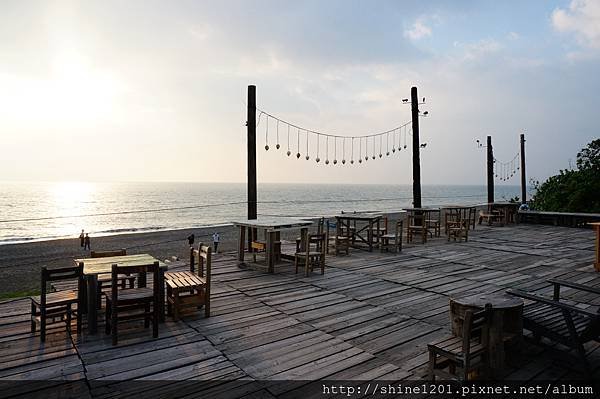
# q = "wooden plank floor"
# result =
<box><xmin>1</xmin><ymin>224</ymin><xmax>599</xmax><ymax>397</ymax></box>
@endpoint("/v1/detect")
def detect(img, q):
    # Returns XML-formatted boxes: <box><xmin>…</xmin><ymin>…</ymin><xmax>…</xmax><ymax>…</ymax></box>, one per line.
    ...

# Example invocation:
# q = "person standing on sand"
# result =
<box><xmin>79</xmin><ymin>230</ymin><xmax>85</xmax><ymax>248</ymax></box>
<box><xmin>212</xmin><ymin>232</ymin><xmax>219</xmax><ymax>253</ymax></box>
<box><xmin>187</xmin><ymin>233</ymin><xmax>195</xmax><ymax>247</ymax></box>
<box><xmin>84</xmin><ymin>233</ymin><xmax>91</xmax><ymax>250</ymax></box>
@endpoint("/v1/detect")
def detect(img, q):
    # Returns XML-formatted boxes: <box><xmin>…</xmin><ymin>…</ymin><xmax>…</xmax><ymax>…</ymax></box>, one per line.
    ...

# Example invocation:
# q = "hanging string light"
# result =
<box><xmin>256</xmin><ymin>106</ymin><xmax>414</xmax><ymax>167</ymax></box>
<box><xmin>286</xmin><ymin>125</ymin><xmax>291</xmax><ymax>156</ymax></box>
<box><xmin>358</xmin><ymin>137</ymin><xmax>362</xmax><ymax>163</ymax></box>
<box><xmin>296</xmin><ymin>128</ymin><xmax>301</xmax><ymax>159</ymax></box>
<box><xmin>305</xmin><ymin>130</ymin><xmax>310</xmax><ymax>160</ymax></box>
<box><xmin>316</xmin><ymin>134</ymin><xmax>320</xmax><ymax>163</ymax></box>
<box><xmin>264</xmin><ymin>115</ymin><xmax>269</xmax><ymax>151</ymax></box>
<box><xmin>493</xmin><ymin>152</ymin><xmax>519</xmax><ymax>181</ymax></box>
<box><xmin>333</xmin><ymin>137</ymin><xmax>338</xmax><ymax>165</ymax></box>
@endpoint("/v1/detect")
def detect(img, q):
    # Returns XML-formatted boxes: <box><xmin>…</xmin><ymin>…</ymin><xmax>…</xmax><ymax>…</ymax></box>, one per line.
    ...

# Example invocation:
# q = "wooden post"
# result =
<box><xmin>487</xmin><ymin>135</ymin><xmax>494</xmax><ymax>204</ymax></box>
<box><xmin>411</xmin><ymin>87</ymin><xmax>422</xmax><ymax>208</ymax></box>
<box><xmin>520</xmin><ymin>133</ymin><xmax>526</xmax><ymax>204</ymax></box>
<box><xmin>247</xmin><ymin>85</ymin><xmax>257</xmax><ymax>220</ymax></box>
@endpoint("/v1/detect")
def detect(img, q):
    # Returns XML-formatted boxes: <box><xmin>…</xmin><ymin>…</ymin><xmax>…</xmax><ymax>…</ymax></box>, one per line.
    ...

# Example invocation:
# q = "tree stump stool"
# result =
<box><xmin>450</xmin><ymin>293</ymin><xmax>524</xmax><ymax>378</ymax></box>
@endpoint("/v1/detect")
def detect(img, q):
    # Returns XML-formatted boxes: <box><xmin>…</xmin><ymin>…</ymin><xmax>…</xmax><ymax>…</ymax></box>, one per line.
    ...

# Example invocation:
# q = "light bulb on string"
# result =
<box><xmin>276</xmin><ymin>120</ymin><xmax>280</xmax><ymax>149</ymax></box>
<box><xmin>286</xmin><ymin>124</ymin><xmax>291</xmax><ymax>156</ymax></box>
<box><xmin>264</xmin><ymin>115</ymin><xmax>269</xmax><ymax>151</ymax></box>
<box><xmin>342</xmin><ymin>137</ymin><xmax>346</xmax><ymax>164</ymax></box>
<box><xmin>325</xmin><ymin>136</ymin><xmax>329</xmax><ymax>165</ymax></box>
<box><xmin>379</xmin><ymin>135</ymin><xmax>382</xmax><ymax>158</ymax></box>
<box><xmin>333</xmin><ymin>137</ymin><xmax>337</xmax><ymax>165</ymax></box>
<box><xmin>386</xmin><ymin>132</ymin><xmax>390</xmax><ymax>156</ymax></box>
<box><xmin>315</xmin><ymin>133</ymin><xmax>320</xmax><ymax>163</ymax></box>
<box><xmin>372</xmin><ymin>136</ymin><xmax>376</xmax><ymax>160</ymax></box>
<box><xmin>296</xmin><ymin>128</ymin><xmax>300</xmax><ymax>159</ymax></box>
<box><xmin>305</xmin><ymin>130</ymin><xmax>309</xmax><ymax>160</ymax></box>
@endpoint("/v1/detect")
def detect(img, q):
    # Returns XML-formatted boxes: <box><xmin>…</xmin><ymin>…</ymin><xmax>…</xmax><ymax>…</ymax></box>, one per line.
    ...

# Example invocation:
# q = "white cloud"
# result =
<box><xmin>552</xmin><ymin>0</ymin><xmax>600</xmax><ymax>49</ymax></box>
<box><xmin>404</xmin><ymin>19</ymin><xmax>432</xmax><ymax>40</ymax></box>
<box><xmin>456</xmin><ymin>39</ymin><xmax>502</xmax><ymax>61</ymax></box>
<box><xmin>507</xmin><ymin>31</ymin><xmax>519</xmax><ymax>40</ymax></box>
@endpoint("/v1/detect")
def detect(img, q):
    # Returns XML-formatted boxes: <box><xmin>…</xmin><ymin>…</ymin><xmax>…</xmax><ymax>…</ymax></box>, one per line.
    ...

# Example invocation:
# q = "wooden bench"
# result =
<box><xmin>507</xmin><ymin>279</ymin><xmax>600</xmax><ymax>375</ymax></box>
<box><xmin>517</xmin><ymin>210</ymin><xmax>600</xmax><ymax>227</ymax></box>
<box><xmin>478</xmin><ymin>210</ymin><xmax>505</xmax><ymax>226</ymax></box>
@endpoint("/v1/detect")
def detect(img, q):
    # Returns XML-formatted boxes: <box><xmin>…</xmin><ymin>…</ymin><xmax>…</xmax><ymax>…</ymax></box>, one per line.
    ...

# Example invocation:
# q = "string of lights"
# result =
<box><xmin>494</xmin><ymin>153</ymin><xmax>520</xmax><ymax>181</ymax></box>
<box><xmin>256</xmin><ymin>107</ymin><xmax>413</xmax><ymax>166</ymax></box>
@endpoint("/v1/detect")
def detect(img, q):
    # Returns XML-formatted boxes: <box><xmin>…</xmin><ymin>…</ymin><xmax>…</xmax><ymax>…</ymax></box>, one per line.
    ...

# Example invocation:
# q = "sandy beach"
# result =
<box><xmin>0</xmin><ymin>224</ymin><xmax>241</xmax><ymax>296</ymax></box>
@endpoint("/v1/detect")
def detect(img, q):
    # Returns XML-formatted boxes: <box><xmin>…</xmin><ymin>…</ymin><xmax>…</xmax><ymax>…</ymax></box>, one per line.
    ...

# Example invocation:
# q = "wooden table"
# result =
<box><xmin>232</xmin><ymin>217</ymin><xmax>313</xmax><ymax>273</ymax></box>
<box><xmin>74</xmin><ymin>254</ymin><xmax>167</xmax><ymax>335</ymax></box>
<box><xmin>403</xmin><ymin>207</ymin><xmax>441</xmax><ymax>240</ymax></box>
<box><xmin>450</xmin><ymin>293</ymin><xmax>524</xmax><ymax>377</ymax></box>
<box><xmin>441</xmin><ymin>205</ymin><xmax>477</xmax><ymax>231</ymax></box>
<box><xmin>589</xmin><ymin>222</ymin><xmax>600</xmax><ymax>272</ymax></box>
<box><xmin>490</xmin><ymin>202</ymin><xmax>520</xmax><ymax>224</ymax></box>
<box><xmin>335</xmin><ymin>212</ymin><xmax>382</xmax><ymax>252</ymax></box>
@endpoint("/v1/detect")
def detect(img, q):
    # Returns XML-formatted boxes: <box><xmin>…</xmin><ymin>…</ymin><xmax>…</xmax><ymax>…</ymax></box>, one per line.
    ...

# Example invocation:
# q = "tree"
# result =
<box><xmin>530</xmin><ymin>139</ymin><xmax>600</xmax><ymax>213</ymax></box>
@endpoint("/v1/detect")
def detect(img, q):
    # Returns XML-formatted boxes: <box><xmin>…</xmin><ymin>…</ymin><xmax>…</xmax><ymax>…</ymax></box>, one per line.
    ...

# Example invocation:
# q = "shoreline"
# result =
<box><xmin>0</xmin><ymin>224</ymin><xmax>241</xmax><ymax>295</ymax></box>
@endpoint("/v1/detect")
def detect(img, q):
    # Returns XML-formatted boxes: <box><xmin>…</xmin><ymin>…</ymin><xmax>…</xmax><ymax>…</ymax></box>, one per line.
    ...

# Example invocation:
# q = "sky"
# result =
<box><xmin>0</xmin><ymin>0</ymin><xmax>599</xmax><ymax>185</ymax></box>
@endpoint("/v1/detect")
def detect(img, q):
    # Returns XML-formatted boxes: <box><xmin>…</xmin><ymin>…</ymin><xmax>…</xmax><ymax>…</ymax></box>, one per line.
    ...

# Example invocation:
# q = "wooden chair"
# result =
<box><xmin>31</xmin><ymin>264</ymin><xmax>84</xmax><ymax>342</ymax></box>
<box><xmin>448</xmin><ymin>220</ymin><xmax>469</xmax><ymax>242</ymax></box>
<box><xmin>296</xmin><ymin>217</ymin><xmax>325</xmax><ymax>250</ymax></box>
<box><xmin>370</xmin><ymin>216</ymin><xmax>388</xmax><ymax>246</ymax></box>
<box><xmin>92</xmin><ymin>249</ymin><xmax>136</xmax><ymax>309</ymax></box>
<box><xmin>333</xmin><ymin>220</ymin><xmax>351</xmax><ymax>256</ymax></box>
<box><xmin>407</xmin><ymin>212</ymin><xmax>427</xmax><ymax>244</ymax></box>
<box><xmin>428</xmin><ymin>304</ymin><xmax>492</xmax><ymax>381</ymax></box>
<box><xmin>426</xmin><ymin>211</ymin><xmax>441</xmax><ymax>238</ymax></box>
<box><xmin>325</xmin><ymin>219</ymin><xmax>349</xmax><ymax>255</ymax></box>
<box><xmin>507</xmin><ymin>279</ymin><xmax>600</xmax><ymax>375</ymax></box>
<box><xmin>478</xmin><ymin>206</ymin><xmax>505</xmax><ymax>226</ymax></box>
<box><xmin>165</xmin><ymin>244</ymin><xmax>211</xmax><ymax>320</ymax></box>
<box><xmin>104</xmin><ymin>261</ymin><xmax>160</xmax><ymax>346</ymax></box>
<box><xmin>295</xmin><ymin>233</ymin><xmax>326</xmax><ymax>276</ymax></box>
<box><xmin>380</xmin><ymin>219</ymin><xmax>403</xmax><ymax>253</ymax></box>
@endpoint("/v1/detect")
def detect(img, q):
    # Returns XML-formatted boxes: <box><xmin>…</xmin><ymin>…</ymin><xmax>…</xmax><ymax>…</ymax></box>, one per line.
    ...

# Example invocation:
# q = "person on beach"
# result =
<box><xmin>84</xmin><ymin>233</ymin><xmax>91</xmax><ymax>250</ymax></box>
<box><xmin>187</xmin><ymin>233</ymin><xmax>195</xmax><ymax>247</ymax></box>
<box><xmin>79</xmin><ymin>230</ymin><xmax>85</xmax><ymax>248</ymax></box>
<box><xmin>212</xmin><ymin>232</ymin><xmax>219</xmax><ymax>253</ymax></box>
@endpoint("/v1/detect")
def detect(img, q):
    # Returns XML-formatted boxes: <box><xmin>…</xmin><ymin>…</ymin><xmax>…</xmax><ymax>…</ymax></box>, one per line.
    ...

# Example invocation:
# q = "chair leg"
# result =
<box><xmin>105</xmin><ymin>303</ymin><xmax>111</xmax><ymax>335</ymax></box>
<box><xmin>173</xmin><ymin>291</ymin><xmax>180</xmax><ymax>321</ymax></box>
<box><xmin>40</xmin><ymin>307</ymin><xmax>46</xmax><ymax>342</ymax></box>
<box><xmin>66</xmin><ymin>304</ymin><xmax>72</xmax><ymax>335</ymax></box>
<box><xmin>153</xmin><ymin>301</ymin><xmax>159</xmax><ymax>338</ymax></box>
<box><xmin>30</xmin><ymin>301</ymin><xmax>37</xmax><ymax>333</ymax></box>
<box><xmin>111</xmin><ymin>303</ymin><xmax>118</xmax><ymax>346</ymax></box>
<box><xmin>294</xmin><ymin>255</ymin><xmax>299</xmax><ymax>274</ymax></box>
<box><xmin>144</xmin><ymin>303</ymin><xmax>150</xmax><ymax>328</ymax></box>
<box><xmin>428</xmin><ymin>350</ymin><xmax>436</xmax><ymax>381</ymax></box>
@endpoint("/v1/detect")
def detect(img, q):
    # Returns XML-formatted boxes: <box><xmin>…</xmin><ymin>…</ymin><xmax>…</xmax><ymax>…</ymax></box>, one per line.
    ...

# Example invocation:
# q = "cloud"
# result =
<box><xmin>404</xmin><ymin>18</ymin><xmax>432</xmax><ymax>40</ymax></box>
<box><xmin>552</xmin><ymin>0</ymin><xmax>600</xmax><ymax>49</ymax></box>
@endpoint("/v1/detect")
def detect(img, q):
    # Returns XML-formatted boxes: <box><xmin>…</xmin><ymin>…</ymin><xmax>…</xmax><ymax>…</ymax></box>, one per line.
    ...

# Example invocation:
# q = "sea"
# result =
<box><xmin>0</xmin><ymin>182</ymin><xmax>526</xmax><ymax>245</ymax></box>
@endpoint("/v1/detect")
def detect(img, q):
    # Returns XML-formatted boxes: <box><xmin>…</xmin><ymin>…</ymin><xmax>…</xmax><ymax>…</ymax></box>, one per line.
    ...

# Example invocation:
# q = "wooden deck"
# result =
<box><xmin>1</xmin><ymin>224</ymin><xmax>599</xmax><ymax>397</ymax></box>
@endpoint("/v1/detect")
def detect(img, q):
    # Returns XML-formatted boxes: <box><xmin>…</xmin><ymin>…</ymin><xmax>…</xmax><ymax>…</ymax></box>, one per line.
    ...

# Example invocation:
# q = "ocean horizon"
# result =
<box><xmin>0</xmin><ymin>181</ymin><xmax>527</xmax><ymax>245</ymax></box>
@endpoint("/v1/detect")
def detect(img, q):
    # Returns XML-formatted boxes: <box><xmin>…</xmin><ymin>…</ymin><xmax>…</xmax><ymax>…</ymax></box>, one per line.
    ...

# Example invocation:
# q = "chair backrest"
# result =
<box><xmin>91</xmin><ymin>249</ymin><xmax>127</xmax><ymax>258</ymax></box>
<box><xmin>462</xmin><ymin>303</ymin><xmax>492</xmax><ymax>356</ymax></box>
<box><xmin>394</xmin><ymin>219</ymin><xmax>404</xmax><ymax>237</ymax></box>
<box><xmin>111</xmin><ymin>261</ymin><xmax>159</xmax><ymax>300</ymax></box>
<box><xmin>317</xmin><ymin>217</ymin><xmax>325</xmax><ymax>234</ymax></box>
<box><xmin>408</xmin><ymin>211</ymin><xmax>426</xmax><ymax>228</ymax></box>
<box><xmin>190</xmin><ymin>243</ymin><xmax>212</xmax><ymax>278</ymax></box>
<box><xmin>306</xmin><ymin>233</ymin><xmax>326</xmax><ymax>255</ymax></box>
<box><xmin>40</xmin><ymin>264</ymin><xmax>84</xmax><ymax>306</ymax></box>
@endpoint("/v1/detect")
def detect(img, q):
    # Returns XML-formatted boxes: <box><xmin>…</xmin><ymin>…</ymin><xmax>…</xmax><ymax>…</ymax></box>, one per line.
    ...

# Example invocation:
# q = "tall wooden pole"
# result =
<box><xmin>520</xmin><ymin>133</ymin><xmax>526</xmax><ymax>204</ymax></box>
<box><xmin>487</xmin><ymin>135</ymin><xmax>494</xmax><ymax>204</ymax></box>
<box><xmin>247</xmin><ymin>85</ymin><xmax>257</xmax><ymax>220</ymax></box>
<box><xmin>411</xmin><ymin>87</ymin><xmax>422</xmax><ymax>208</ymax></box>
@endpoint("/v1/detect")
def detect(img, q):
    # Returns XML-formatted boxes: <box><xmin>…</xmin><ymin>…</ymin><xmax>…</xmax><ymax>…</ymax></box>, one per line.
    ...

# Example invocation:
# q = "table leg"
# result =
<box><xmin>367</xmin><ymin>220</ymin><xmax>373</xmax><ymax>252</ymax></box>
<box><xmin>158</xmin><ymin>268</ymin><xmax>165</xmax><ymax>322</ymax></box>
<box><xmin>595</xmin><ymin>226</ymin><xmax>600</xmax><ymax>272</ymax></box>
<box><xmin>489</xmin><ymin>311</ymin><xmax>506</xmax><ymax>378</ymax></box>
<box><xmin>237</xmin><ymin>226</ymin><xmax>245</xmax><ymax>265</ymax></box>
<box><xmin>300</xmin><ymin>227</ymin><xmax>309</xmax><ymax>277</ymax></box>
<box><xmin>266</xmin><ymin>231</ymin><xmax>275</xmax><ymax>273</ymax></box>
<box><xmin>86</xmin><ymin>275</ymin><xmax>98</xmax><ymax>335</ymax></box>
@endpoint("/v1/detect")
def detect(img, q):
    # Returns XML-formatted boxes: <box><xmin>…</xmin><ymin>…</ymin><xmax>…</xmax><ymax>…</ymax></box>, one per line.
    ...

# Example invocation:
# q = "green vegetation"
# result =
<box><xmin>0</xmin><ymin>289</ymin><xmax>39</xmax><ymax>300</ymax></box>
<box><xmin>530</xmin><ymin>139</ymin><xmax>600</xmax><ymax>213</ymax></box>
